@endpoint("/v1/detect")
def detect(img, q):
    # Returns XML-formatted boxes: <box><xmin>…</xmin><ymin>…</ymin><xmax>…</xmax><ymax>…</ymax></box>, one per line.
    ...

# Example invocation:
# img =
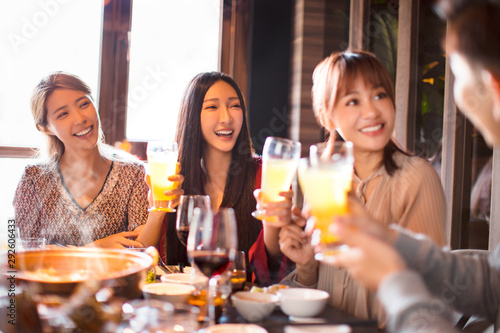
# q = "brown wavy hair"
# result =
<box><xmin>311</xmin><ymin>50</ymin><xmax>409</xmax><ymax>175</ymax></box>
<box><xmin>30</xmin><ymin>72</ymin><xmax>106</xmax><ymax>169</ymax></box>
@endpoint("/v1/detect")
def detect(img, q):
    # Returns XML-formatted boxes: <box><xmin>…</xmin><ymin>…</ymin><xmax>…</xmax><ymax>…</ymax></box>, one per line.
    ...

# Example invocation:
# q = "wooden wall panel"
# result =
<box><xmin>394</xmin><ymin>0</ymin><xmax>419</xmax><ymax>151</ymax></box>
<box><xmin>489</xmin><ymin>147</ymin><xmax>500</xmax><ymax>249</ymax></box>
<box><xmin>290</xmin><ymin>0</ymin><xmax>326</xmax><ymax>157</ymax></box>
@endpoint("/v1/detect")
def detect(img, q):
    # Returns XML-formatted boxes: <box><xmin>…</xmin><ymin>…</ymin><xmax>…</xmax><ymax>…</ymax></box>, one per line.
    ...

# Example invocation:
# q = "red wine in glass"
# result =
<box><xmin>187</xmin><ymin>207</ymin><xmax>237</xmax><ymax>327</ymax></box>
<box><xmin>176</xmin><ymin>195</ymin><xmax>211</xmax><ymax>247</ymax></box>
<box><xmin>193</xmin><ymin>251</ymin><xmax>230</xmax><ymax>278</ymax></box>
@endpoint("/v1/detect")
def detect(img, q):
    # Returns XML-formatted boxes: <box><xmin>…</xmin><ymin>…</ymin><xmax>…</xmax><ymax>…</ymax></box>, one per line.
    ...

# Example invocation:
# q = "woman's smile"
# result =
<box><xmin>359</xmin><ymin>123</ymin><xmax>385</xmax><ymax>136</ymax></box>
<box><xmin>74</xmin><ymin>125</ymin><xmax>94</xmax><ymax>138</ymax></box>
<box><xmin>201</xmin><ymin>80</ymin><xmax>244</xmax><ymax>154</ymax></box>
<box><xmin>214</xmin><ymin>128</ymin><xmax>235</xmax><ymax>140</ymax></box>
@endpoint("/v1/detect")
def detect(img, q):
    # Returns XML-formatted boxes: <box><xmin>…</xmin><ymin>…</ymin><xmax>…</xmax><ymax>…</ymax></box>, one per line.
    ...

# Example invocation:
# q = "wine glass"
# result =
<box><xmin>187</xmin><ymin>208</ymin><xmax>237</xmax><ymax>327</ymax></box>
<box><xmin>176</xmin><ymin>195</ymin><xmax>211</xmax><ymax>247</ymax></box>
<box><xmin>147</xmin><ymin>141</ymin><xmax>179</xmax><ymax>212</ymax></box>
<box><xmin>297</xmin><ymin>141</ymin><xmax>354</xmax><ymax>262</ymax></box>
<box><xmin>252</xmin><ymin>136</ymin><xmax>301</xmax><ymax>221</ymax></box>
<box><xmin>176</xmin><ymin>195</ymin><xmax>211</xmax><ymax>273</ymax></box>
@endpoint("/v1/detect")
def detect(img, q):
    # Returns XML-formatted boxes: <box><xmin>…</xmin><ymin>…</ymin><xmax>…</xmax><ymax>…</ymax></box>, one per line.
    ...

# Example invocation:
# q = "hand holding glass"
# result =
<box><xmin>147</xmin><ymin>141</ymin><xmax>179</xmax><ymax>212</ymax></box>
<box><xmin>298</xmin><ymin>141</ymin><xmax>353</xmax><ymax>262</ymax></box>
<box><xmin>253</xmin><ymin>136</ymin><xmax>301</xmax><ymax>221</ymax></box>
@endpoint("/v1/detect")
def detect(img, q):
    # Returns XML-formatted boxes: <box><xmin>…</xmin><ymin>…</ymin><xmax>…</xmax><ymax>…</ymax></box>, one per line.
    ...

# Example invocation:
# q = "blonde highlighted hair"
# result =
<box><xmin>30</xmin><ymin>71</ymin><xmax>106</xmax><ymax>168</ymax></box>
<box><xmin>311</xmin><ymin>50</ymin><xmax>408</xmax><ymax>175</ymax></box>
<box><xmin>311</xmin><ymin>50</ymin><xmax>395</xmax><ymax>126</ymax></box>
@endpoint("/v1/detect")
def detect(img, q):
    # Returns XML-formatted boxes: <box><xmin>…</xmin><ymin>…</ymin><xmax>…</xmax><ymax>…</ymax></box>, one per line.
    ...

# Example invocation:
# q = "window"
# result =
<box><xmin>0</xmin><ymin>1</ymin><xmax>223</xmax><ymax>229</ymax></box>
<box><xmin>0</xmin><ymin>0</ymin><xmax>102</xmax><ymax>225</ymax></box>
<box><xmin>126</xmin><ymin>0</ymin><xmax>221</xmax><ymax>142</ymax></box>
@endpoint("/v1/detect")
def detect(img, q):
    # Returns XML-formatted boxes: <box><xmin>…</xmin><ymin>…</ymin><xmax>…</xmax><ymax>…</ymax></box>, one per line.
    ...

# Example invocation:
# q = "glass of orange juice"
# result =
<box><xmin>252</xmin><ymin>136</ymin><xmax>301</xmax><ymax>222</ymax></box>
<box><xmin>147</xmin><ymin>141</ymin><xmax>179</xmax><ymax>212</ymax></box>
<box><xmin>298</xmin><ymin>141</ymin><xmax>353</xmax><ymax>262</ymax></box>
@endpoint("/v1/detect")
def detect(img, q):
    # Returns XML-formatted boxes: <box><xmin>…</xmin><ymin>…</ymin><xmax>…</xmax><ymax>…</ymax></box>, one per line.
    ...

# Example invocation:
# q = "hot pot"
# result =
<box><xmin>13</xmin><ymin>248</ymin><xmax>154</xmax><ymax>299</ymax></box>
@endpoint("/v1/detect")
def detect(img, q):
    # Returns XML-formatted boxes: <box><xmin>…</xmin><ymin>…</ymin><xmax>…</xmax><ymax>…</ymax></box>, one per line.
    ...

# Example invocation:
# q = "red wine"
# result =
<box><xmin>177</xmin><ymin>226</ymin><xmax>190</xmax><ymax>246</ymax></box>
<box><xmin>193</xmin><ymin>251</ymin><xmax>230</xmax><ymax>278</ymax></box>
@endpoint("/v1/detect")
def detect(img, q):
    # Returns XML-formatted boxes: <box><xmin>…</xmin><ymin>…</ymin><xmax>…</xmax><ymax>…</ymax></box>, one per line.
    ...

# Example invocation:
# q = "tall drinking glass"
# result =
<box><xmin>187</xmin><ymin>208</ymin><xmax>237</xmax><ymax>327</ymax></box>
<box><xmin>147</xmin><ymin>141</ymin><xmax>179</xmax><ymax>212</ymax></box>
<box><xmin>252</xmin><ymin>136</ymin><xmax>301</xmax><ymax>221</ymax></box>
<box><xmin>298</xmin><ymin>141</ymin><xmax>354</xmax><ymax>262</ymax></box>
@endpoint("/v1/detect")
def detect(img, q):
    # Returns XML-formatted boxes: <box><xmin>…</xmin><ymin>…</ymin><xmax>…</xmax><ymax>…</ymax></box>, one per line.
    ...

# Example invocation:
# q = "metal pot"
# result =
<box><xmin>13</xmin><ymin>248</ymin><xmax>154</xmax><ymax>299</ymax></box>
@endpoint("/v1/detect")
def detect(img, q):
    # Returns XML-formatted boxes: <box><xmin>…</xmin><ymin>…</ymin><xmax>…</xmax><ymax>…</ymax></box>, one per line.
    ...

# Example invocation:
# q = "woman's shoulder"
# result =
<box><xmin>252</xmin><ymin>155</ymin><xmax>262</xmax><ymax>167</ymax></box>
<box><xmin>113</xmin><ymin>159</ymin><xmax>146</xmax><ymax>176</ymax></box>
<box><xmin>16</xmin><ymin>162</ymin><xmax>57</xmax><ymax>192</ymax></box>
<box><xmin>251</xmin><ymin>155</ymin><xmax>262</xmax><ymax>189</ymax></box>
<box><xmin>21</xmin><ymin>162</ymin><xmax>54</xmax><ymax>179</ymax></box>
<box><xmin>393</xmin><ymin>152</ymin><xmax>440</xmax><ymax>182</ymax></box>
<box><xmin>103</xmin><ymin>144</ymin><xmax>143</xmax><ymax>164</ymax></box>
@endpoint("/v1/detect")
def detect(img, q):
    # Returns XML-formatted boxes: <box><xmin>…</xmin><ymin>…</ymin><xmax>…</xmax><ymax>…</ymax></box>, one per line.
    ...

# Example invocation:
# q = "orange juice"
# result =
<box><xmin>261</xmin><ymin>158</ymin><xmax>298</xmax><ymax>202</ymax></box>
<box><xmin>148</xmin><ymin>153</ymin><xmax>177</xmax><ymax>211</ymax></box>
<box><xmin>298</xmin><ymin>160</ymin><xmax>352</xmax><ymax>244</ymax></box>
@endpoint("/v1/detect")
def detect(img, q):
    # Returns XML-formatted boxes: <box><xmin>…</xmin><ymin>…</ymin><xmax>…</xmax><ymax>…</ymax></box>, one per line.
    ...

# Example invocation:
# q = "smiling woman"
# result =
<box><xmin>270</xmin><ymin>51</ymin><xmax>447</xmax><ymax>328</ymax></box>
<box><xmin>200</xmin><ymin>81</ymin><xmax>244</xmax><ymax>159</ymax></box>
<box><xmin>0</xmin><ymin>1</ymin><xmax>102</xmax><ymax>229</ymax></box>
<box><xmin>12</xmin><ymin>72</ymin><xmax>167</xmax><ymax>248</ymax></box>
<box><xmin>137</xmin><ymin>72</ymin><xmax>270</xmax><ymax>282</ymax></box>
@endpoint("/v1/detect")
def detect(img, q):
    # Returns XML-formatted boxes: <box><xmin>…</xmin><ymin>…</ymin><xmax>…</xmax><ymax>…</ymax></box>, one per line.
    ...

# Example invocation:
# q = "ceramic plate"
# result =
<box><xmin>206</xmin><ymin>324</ymin><xmax>269</xmax><ymax>333</ymax></box>
<box><xmin>160</xmin><ymin>272</ymin><xmax>208</xmax><ymax>285</ymax></box>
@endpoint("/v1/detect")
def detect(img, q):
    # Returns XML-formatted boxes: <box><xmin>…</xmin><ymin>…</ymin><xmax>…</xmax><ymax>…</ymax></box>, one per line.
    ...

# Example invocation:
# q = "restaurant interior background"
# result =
<box><xmin>0</xmin><ymin>0</ymin><xmax>497</xmax><ymax>251</ymax></box>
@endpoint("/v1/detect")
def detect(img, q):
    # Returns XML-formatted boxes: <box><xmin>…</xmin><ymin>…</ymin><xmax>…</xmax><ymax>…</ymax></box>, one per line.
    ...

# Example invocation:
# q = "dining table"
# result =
<box><xmin>156</xmin><ymin>264</ymin><xmax>382</xmax><ymax>333</ymax></box>
<box><xmin>220</xmin><ymin>299</ymin><xmax>380</xmax><ymax>333</ymax></box>
<box><xmin>6</xmin><ymin>258</ymin><xmax>382</xmax><ymax>333</ymax></box>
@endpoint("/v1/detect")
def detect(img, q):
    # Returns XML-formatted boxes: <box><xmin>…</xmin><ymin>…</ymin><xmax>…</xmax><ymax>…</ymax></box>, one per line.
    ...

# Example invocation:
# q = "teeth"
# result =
<box><xmin>75</xmin><ymin>127</ymin><xmax>92</xmax><ymax>136</ymax></box>
<box><xmin>360</xmin><ymin>124</ymin><xmax>382</xmax><ymax>133</ymax></box>
<box><xmin>215</xmin><ymin>130</ymin><xmax>233</xmax><ymax>135</ymax></box>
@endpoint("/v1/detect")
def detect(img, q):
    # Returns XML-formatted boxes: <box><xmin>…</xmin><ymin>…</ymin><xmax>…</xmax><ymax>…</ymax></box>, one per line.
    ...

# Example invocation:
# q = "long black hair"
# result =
<box><xmin>164</xmin><ymin>72</ymin><xmax>261</xmax><ymax>265</ymax></box>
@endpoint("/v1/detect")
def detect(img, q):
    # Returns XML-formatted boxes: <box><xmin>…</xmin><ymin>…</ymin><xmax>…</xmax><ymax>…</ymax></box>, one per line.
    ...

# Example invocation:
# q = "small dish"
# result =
<box><xmin>142</xmin><ymin>282</ymin><xmax>195</xmax><ymax>304</ymax></box>
<box><xmin>231</xmin><ymin>291</ymin><xmax>279</xmax><ymax>322</ymax></box>
<box><xmin>160</xmin><ymin>273</ymin><xmax>208</xmax><ymax>286</ymax></box>
<box><xmin>284</xmin><ymin>325</ymin><xmax>351</xmax><ymax>333</ymax></box>
<box><xmin>277</xmin><ymin>288</ymin><xmax>329</xmax><ymax>318</ymax></box>
<box><xmin>206</xmin><ymin>324</ymin><xmax>268</xmax><ymax>333</ymax></box>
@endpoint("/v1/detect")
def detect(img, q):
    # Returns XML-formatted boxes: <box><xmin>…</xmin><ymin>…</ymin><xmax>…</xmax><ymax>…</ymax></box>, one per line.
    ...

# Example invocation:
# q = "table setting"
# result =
<box><xmin>2</xmin><ymin>138</ymin><xmax>381</xmax><ymax>332</ymax></box>
<box><xmin>2</xmin><ymin>234</ymin><xmax>379</xmax><ymax>333</ymax></box>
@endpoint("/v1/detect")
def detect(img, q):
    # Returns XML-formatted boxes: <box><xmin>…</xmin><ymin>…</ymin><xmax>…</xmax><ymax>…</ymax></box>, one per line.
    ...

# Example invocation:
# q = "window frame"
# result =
<box><xmin>291</xmin><ymin>0</ymin><xmax>500</xmax><ymax>250</ymax></box>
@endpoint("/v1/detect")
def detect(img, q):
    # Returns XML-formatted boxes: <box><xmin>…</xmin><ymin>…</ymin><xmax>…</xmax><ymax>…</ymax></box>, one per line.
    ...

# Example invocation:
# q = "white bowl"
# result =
<box><xmin>277</xmin><ymin>288</ymin><xmax>329</xmax><ymax>317</ymax></box>
<box><xmin>206</xmin><ymin>324</ymin><xmax>268</xmax><ymax>333</ymax></box>
<box><xmin>142</xmin><ymin>282</ymin><xmax>195</xmax><ymax>304</ymax></box>
<box><xmin>161</xmin><ymin>273</ymin><xmax>208</xmax><ymax>286</ymax></box>
<box><xmin>231</xmin><ymin>291</ymin><xmax>279</xmax><ymax>322</ymax></box>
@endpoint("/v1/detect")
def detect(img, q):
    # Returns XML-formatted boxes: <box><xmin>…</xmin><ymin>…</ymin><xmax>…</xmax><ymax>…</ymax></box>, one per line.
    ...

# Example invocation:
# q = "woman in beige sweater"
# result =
<box><xmin>277</xmin><ymin>51</ymin><xmax>447</xmax><ymax>327</ymax></box>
